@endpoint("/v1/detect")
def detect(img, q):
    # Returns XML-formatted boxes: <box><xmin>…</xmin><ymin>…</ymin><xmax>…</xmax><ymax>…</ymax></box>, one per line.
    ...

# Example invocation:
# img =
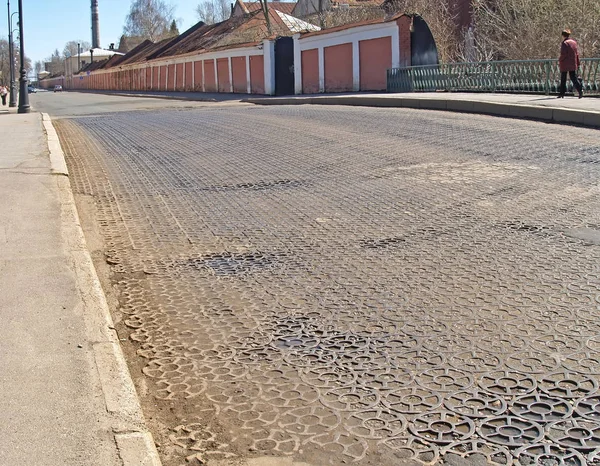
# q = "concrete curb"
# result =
<box><xmin>243</xmin><ymin>96</ymin><xmax>600</xmax><ymax>129</ymax></box>
<box><xmin>41</xmin><ymin>113</ymin><xmax>162</xmax><ymax>466</ymax></box>
<box><xmin>43</xmin><ymin>114</ymin><xmax>69</xmax><ymax>175</ymax></box>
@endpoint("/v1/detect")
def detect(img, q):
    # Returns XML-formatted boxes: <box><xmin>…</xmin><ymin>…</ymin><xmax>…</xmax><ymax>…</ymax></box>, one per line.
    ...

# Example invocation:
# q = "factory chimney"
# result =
<box><xmin>91</xmin><ymin>0</ymin><xmax>100</xmax><ymax>49</ymax></box>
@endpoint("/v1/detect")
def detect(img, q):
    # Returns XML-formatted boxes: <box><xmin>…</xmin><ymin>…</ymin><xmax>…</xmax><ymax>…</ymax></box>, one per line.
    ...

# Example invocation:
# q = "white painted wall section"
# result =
<box><xmin>245</xmin><ymin>56</ymin><xmax>251</xmax><ymax>94</ymax></box>
<box><xmin>263</xmin><ymin>39</ymin><xmax>276</xmax><ymax>95</ymax></box>
<box><xmin>391</xmin><ymin>26</ymin><xmax>400</xmax><ymax>68</ymax></box>
<box><xmin>293</xmin><ymin>34</ymin><xmax>302</xmax><ymax>95</ymax></box>
<box><xmin>298</xmin><ymin>22</ymin><xmax>398</xmax><ymax>51</ymax></box>
<box><xmin>352</xmin><ymin>41</ymin><xmax>360</xmax><ymax>91</ymax></box>
<box><xmin>318</xmin><ymin>46</ymin><xmax>324</xmax><ymax>93</ymax></box>
<box><xmin>228</xmin><ymin>57</ymin><xmax>233</xmax><ymax>92</ymax></box>
<box><xmin>214</xmin><ymin>59</ymin><xmax>218</xmax><ymax>91</ymax></box>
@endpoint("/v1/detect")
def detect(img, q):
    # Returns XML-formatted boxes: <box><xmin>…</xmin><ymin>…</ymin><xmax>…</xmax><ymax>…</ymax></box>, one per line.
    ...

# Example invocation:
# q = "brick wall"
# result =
<box><xmin>397</xmin><ymin>15</ymin><xmax>412</xmax><ymax>67</ymax></box>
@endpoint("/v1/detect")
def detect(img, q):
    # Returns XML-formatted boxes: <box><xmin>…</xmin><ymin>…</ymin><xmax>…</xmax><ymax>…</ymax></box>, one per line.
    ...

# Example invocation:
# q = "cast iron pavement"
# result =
<box><xmin>54</xmin><ymin>102</ymin><xmax>600</xmax><ymax>466</ymax></box>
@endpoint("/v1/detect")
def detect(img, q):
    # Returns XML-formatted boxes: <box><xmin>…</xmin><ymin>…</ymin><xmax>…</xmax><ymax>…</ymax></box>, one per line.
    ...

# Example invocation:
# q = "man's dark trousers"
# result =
<box><xmin>559</xmin><ymin>71</ymin><xmax>582</xmax><ymax>96</ymax></box>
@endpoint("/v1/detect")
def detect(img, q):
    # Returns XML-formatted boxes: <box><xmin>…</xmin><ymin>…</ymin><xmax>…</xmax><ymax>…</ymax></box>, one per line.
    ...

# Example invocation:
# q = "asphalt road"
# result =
<box><xmin>30</xmin><ymin>89</ymin><xmax>239</xmax><ymax>117</ymax></box>
<box><xmin>36</xmin><ymin>91</ymin><xmax>600</xmax><ymax>466</ymax></box>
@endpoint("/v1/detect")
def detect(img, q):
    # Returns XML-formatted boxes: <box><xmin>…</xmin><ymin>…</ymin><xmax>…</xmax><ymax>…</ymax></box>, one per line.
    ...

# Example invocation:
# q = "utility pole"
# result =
<box><xmin>78</xmin><ymin>42</ymin><xmax>81</xmax><ymax>72</ymax></box>
<box><xmin>7</xmin><ymin>0</ymin><xmax>16</xmax><ymax>107</ymax></box>
<box><xmin>17</xmin><ymin>0</ymin><xmax>29</xmax><ymax>113</ymax></box>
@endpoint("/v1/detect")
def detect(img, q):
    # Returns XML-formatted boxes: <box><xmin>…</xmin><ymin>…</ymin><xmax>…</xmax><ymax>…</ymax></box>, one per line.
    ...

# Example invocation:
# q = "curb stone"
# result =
<box><xmin>243</xmin><ymin>96</ymin><xmax>600</xmax><ymax>129</ymax></box>
<box><xmin>41</xmin><ymin>113</ymin><xmax>162</xmax><ymax>466</ymax></box>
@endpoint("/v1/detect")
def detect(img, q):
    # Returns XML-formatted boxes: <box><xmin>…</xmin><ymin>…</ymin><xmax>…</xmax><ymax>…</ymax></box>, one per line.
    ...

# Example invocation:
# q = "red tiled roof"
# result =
<box><xmin>116</xmin><ymin>39</ymin><xmax>172</xmax><ymax>66</ymax></box>
<box><xmin>242</xmin><ymin>1</ymin><xmax>297</xmax><ymax>15</ymax></box>
<box><xmin>79</xmin><ymin>57</ymin><xmax>111</xmax><ymax>73</ymax></box>
<box><xmin>77</xmin><ymin>37</ymin><xmax>177</xmax><ymax>72</ymax></box>
<box><xmin>79</xmin><ymin>9</ymin><xmax>318</xmax><ymax>71</ymax></box>
<box><xmin>300</xmin><ymin>11</ymin><xmax>405</xmax><ymax>37</ymax></box>
<box><xmin>150</xmin><ymin>10</ymin><xmax>315</xmax><ymax>59</ymax></box>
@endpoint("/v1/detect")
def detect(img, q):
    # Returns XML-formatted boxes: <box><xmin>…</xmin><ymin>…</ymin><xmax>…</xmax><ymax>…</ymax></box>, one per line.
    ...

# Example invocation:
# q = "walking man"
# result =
<box><xmin>558</xmin><ymin>29</ymin><xmax>583</xmax><ymax>98</ymax></box>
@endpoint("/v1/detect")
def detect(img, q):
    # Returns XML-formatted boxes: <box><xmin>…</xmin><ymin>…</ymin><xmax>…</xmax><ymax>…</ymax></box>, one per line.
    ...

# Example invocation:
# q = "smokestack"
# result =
<box><xmin>91</xmin><ymin>0</ymin><xmax>100</xmax><ymax>49</ymax></box>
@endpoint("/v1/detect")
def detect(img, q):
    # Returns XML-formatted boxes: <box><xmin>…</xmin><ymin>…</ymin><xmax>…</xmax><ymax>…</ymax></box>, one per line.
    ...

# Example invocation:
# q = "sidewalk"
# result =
<box><xmin>0</xmin><ymin>110</ymin><xmax>160</xmax><ymax>465</ymax></box>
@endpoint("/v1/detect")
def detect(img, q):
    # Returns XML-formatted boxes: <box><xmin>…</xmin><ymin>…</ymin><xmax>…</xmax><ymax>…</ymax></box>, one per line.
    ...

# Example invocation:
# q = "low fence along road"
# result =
<box><xmin>388</xmin><ymin>58</ymin><xmax>600</xmax><ymax>95</ymax></box>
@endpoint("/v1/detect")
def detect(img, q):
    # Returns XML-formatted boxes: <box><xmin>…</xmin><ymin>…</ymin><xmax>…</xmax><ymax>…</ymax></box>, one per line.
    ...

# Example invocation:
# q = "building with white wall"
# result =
<box><xmin>64</xmin><ymin>48</ymin><xmax>124</xmax><ymax>79</ymax></box>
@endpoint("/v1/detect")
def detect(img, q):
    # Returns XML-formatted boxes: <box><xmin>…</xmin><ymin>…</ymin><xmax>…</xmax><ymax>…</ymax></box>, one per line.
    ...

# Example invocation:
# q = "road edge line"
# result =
<box><xmin>41</xmin><ymin>112</ymin><xmax>162</xmax><ymax>466</ymax></box>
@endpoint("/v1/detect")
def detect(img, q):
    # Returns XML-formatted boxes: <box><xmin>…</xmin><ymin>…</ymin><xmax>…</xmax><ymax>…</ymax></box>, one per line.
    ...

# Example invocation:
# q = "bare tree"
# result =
<box><xmin>196</xmin><ymin>0</ymin><xmax>230</xmax><ymax>24</ymax></box>
<box><xmin>63</xmin><ymin>40</ymin><xmax>91</xmax><ymax>58</ymax></box>
<box><xmin>0</xmin><ymin>38</ymin><xmax>29</xmax><ymax>84</ymax></box>
<box><xmin>123</xmin><ymin>0</ymin><xmax>176</xmax><ymax>42</ymax></box>
<box><xmin>572</xmin><ymin>0</ymin><xmax>600</xmax><ymax>58</ymax></box>
<box><xmin>257</xmin><ymin>0</ymin><xmax>272</xmax><ymax>35</ymax></box>
<box><xmin>44</xmin><ymin>49</ymin><xmax>64</xmax><ymax>76</ymax></box>
<box><xmin>34</xmin><ymin>60</ymin><xmax>42</xmax><ymax>77</ymax></box>
<box><xmin>117</xmin><ymin>34</ymin><xmax>145</xmax><ymax>53</ymax></box>
<box><xmin>0</xmin><ymin>39</ymin><xmax>9</xmax><ymax>85</ymax></box>
<box><xmin>0</xmin><ymin>37</ymin><xmax>32</xmax><ymax>80</ymax></box>
<box><xmin>471</xmin><ymin>0</ymin><xmax>600</xmax><ymax>60</ymax></box>
<box><xmin>384</xmin><ymin>0</ymin><xmax>459</xmax><ymax>62</ymax></box>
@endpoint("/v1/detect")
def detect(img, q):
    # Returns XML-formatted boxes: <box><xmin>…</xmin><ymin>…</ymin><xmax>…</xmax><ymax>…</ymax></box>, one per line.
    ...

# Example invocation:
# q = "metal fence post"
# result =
<box><xmin>387</xmin><ymin>69</ymin><xmax>390</xmax><ymax>92</ymax></box>
<box><xmin>545</xmin><ymin>61</ymin><xmax>550</xmax><ymax>95</ymax></box>
<box><xmin>491</xmin><ymin>62</ymin><xmax>496</xmax><ymax>92</ymax></box>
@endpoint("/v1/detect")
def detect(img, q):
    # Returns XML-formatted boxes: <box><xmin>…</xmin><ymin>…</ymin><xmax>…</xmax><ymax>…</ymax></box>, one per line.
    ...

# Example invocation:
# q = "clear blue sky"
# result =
<box><xmin>0</xmin><ymin>0</ymin><xmax>202</xmax><ymax>66</ymax></box>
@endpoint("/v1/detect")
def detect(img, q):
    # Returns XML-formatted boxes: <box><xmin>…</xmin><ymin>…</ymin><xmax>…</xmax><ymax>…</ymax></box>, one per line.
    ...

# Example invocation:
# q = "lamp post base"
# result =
<box><xmin>9</xmin><ymin>83</ymin><xmax>16</xmax><ymax>108</ymax></box>
<box><xmin>18</xmin><ymin>79</ymin><xmax>29</xmax><ymax>113</ymax></box>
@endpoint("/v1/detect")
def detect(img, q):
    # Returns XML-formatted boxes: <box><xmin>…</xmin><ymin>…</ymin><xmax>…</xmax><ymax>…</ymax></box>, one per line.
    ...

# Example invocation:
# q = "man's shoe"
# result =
<box><xmin>557</xmin><ymin>95</ymin><xmax>565</xmax><ymax>98</ymax></box>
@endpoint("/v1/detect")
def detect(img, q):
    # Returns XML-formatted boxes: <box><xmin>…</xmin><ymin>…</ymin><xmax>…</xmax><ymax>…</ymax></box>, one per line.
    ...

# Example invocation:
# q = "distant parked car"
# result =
<box><xmin>27</xmin><ymin>85</ymin><xmax>37</xmax><ymax>93</ymax></box>
<box><xmin>53</xmin><ymin>85</ymin><xmax>63</xmax><ymax>92</ymax></box>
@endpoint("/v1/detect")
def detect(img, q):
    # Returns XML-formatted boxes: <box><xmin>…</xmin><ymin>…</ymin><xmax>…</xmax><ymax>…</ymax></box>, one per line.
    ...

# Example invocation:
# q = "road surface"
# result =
<box><xmin>32</xmin><ymin>91</ymin><xmax>600</xmax><ymax>466</ymax></box>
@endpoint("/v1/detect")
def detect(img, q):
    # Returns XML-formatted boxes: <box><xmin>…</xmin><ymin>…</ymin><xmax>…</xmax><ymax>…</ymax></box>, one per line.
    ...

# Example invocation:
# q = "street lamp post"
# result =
<box><xmin>9</xmin><ymin>24</ymin><xmax>18</xmax><ymax>107</ymax></box>
<box><xmin>7</xmin><ymin>2</ymin><xmax>17</xmax><ymax>107</ymax></box>
<box><xmin>8</xmin><ymin>28</ymin><xmax>17</xmax><ymax>107</ymax></box>
<box><xmin>17</xmin><ymin>0</ymin><xmax>29</xmax><ymax>113</ymax></box>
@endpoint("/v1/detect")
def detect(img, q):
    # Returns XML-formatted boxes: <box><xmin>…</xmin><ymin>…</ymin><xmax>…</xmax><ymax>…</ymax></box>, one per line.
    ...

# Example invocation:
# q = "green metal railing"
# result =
<box><xmin>387</xmin><ymin>58</ymin><xmax>600</xmax><ymax>95</ymax></box>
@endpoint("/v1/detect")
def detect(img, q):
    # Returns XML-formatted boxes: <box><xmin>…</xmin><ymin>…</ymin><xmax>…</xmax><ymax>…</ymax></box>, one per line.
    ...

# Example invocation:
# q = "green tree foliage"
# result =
<box><xmin>167</xmin><ymin>19</ymin><xmax>180</xmax><ymax>37</ymax></box>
